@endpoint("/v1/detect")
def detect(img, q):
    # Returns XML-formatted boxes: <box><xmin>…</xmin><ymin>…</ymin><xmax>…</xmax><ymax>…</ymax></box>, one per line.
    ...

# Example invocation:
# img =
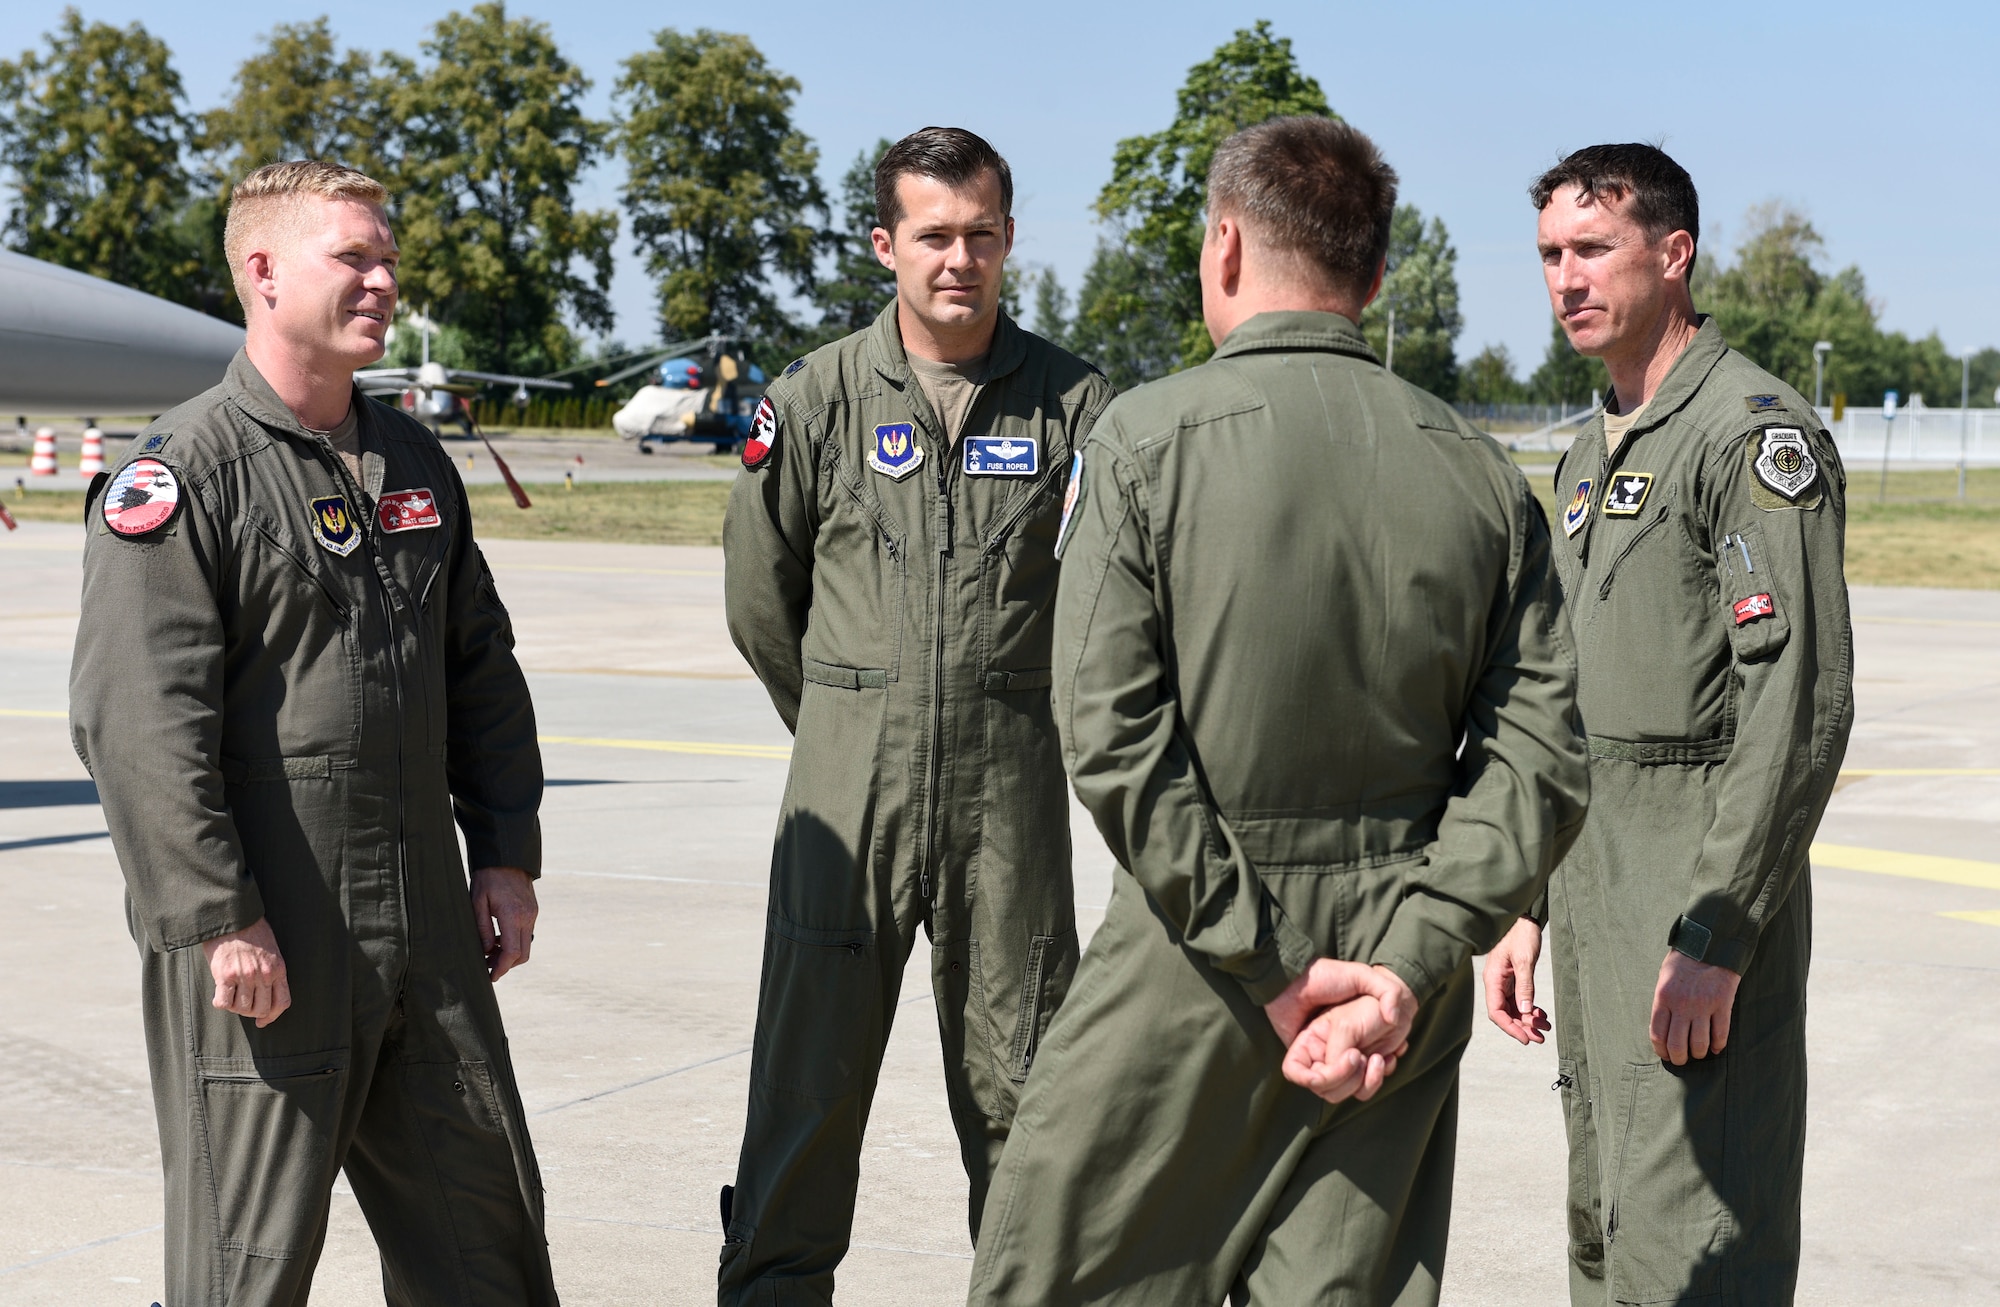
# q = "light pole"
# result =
<box><xmin>1812</xmin><ymin>341</ymin><xmax>1832</xmax><ymax>410</ymax></box>
<box><xmin>1879</xmin><ymin>390</ymin><xmax>1898</xmax><ymax>502</ymax></box>
<box><xmin>1960</xmin><ymin>353</ymin><xmax>1972</xmax><ymax>500</ymax></box>
<box><xmin>1384</xmin><ymin>305</ymin><xmax>1396</xmax><ymax>374</ymax></box>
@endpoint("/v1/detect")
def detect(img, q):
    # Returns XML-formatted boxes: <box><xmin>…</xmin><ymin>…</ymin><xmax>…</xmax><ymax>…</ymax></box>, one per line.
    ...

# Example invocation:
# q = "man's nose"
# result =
<box><xmin>365</xmin><ymin>263</ymin><xmax>399</xmax><ymax>295</ymax></box>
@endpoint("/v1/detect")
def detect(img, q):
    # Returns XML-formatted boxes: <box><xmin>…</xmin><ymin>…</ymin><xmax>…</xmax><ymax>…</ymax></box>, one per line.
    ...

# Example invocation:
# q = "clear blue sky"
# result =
<box><xmin>8</xmin><ymin>1</ymin><xmax>1996</xmax><ymax>384</ymax></box>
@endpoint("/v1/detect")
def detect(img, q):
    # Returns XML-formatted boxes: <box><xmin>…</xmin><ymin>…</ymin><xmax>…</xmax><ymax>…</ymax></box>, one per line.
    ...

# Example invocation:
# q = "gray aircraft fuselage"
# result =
<box><xmin>1</xmin><ymin>250</ymin><xmax>244</xmax><ymax>418</ymax></box>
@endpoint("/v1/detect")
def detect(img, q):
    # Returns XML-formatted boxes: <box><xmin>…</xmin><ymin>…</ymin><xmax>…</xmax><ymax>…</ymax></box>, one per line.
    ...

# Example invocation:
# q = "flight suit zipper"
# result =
<box><xmin>922</xmin><ymin>451</ymin><xmax>954</xmax><ymax>906</ymax></box>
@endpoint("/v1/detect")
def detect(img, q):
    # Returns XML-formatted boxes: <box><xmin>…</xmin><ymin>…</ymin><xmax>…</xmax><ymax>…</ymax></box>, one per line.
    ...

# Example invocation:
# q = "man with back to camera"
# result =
<box><xmin>964</xmin><ymin>116</ymin><xmax>1591</xmax><ymax>1306</ymax></box>
<box><xmin>718</xmin><ymin>126</ymin><xmax>1114</xmax><ymax>1303</ymax></box>
<box><xmin>70</xmin><ymin>160</ymin><xmax>557</xmax><ymax>1304</ymax></box>
<box><xmin>1483</xmin><ymin>144</ymin><xmax>1853</xmax><ymax>1305</ymax></box>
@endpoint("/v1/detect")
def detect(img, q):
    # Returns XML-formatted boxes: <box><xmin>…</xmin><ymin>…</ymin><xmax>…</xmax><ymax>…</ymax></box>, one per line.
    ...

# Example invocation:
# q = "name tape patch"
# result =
<box><xmin>103</xmin><ymin>458</ymin><xmax>180</xmax><ymax>537</ymax></box>
<box><xmin>378</xmin><ymin>488</ymin><xmax>441</xmax><ymax>533</ymax></box>
<box><xmin>963</xmin><ymin>435</ymin><xmax>1040</xmax><ymax>478</ymax></box>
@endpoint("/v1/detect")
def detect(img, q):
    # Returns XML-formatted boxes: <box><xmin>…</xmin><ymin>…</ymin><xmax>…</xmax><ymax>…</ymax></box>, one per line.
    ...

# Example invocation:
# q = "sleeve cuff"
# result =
<box><xmin>1235</xmin><ymin>901</ymin><xmax>1319</xmax><ymax>1007</ymax></box>
<box><xmin>463</xmin><ymin>815</ymin><xmax>543</xmax><ymax>879</ymax></box>
<box><xmin>1668</xmin><ymin>914</ymin><xmax>1752</xmax><ymax>974</ymax></box>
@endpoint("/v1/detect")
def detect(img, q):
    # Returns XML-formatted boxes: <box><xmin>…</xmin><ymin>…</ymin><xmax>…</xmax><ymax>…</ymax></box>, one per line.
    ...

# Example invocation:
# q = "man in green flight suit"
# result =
<box><xmin>719</xmin><ymin>126</ymin><xmax>1113</xmax><ymax>1304</ymax></box>
<box><xmin>70</xmin><ymin>162</ymin><xmax>557</xmax><ymax>1304</ymax></box>
<box><xmin>965</xmin><ymin>117</ymin><xmax>1590</xmax><ymax>1306</ymax></box>
<box><xmin>1483</xmin><ymin>144</ymin><xmax>1853</xmax><ymax>1305</ymax></box>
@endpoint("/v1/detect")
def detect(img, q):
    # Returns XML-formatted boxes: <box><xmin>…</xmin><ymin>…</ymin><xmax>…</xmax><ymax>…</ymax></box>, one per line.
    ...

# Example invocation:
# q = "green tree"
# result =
<box><xmin>1093</xmin><ymin>21</ymin><xmax>1332</xmax><ymax>371</ymax></box>
<box><xmin>1361</xmin><ymin>205</ymin><xmax>1463</xmax><ymax>399</ymax></box>
<box><xmin>0</xmin><ymin>9</ymin><xmax>202</xmax><ymax>306</ymax></box>
<box><xmin>385</xmin><ymin>2</ymin><xmax>616</xmax><ymax>375</ymax></box>
<box><xmin>201</xmin><ymin>19</ymin><xmax>383</xmax><ymax>186</ymax></box>
<box><xmin>1461</xmin><ymin>344</ymin><xmax>1527</xmax><ymax>406</ymax></box>
<box><xmin>807</xmin><ymin>138</ymin><xmax>895</xmax><ymax>337</ymax></box>
<box><xmin>1030</xmin><ymin>266</ymin><xmax>1069</xmax><ymax>342</ymax></box>
<box><xmin>616</xmin><ymin>29</ymin><xmax>824</xmax><ymax>341</ymax></box>
<box><xmin>1528</xmin><ymin>317</ymin><xmax>1608</xmax><ymax>406</ymax></box>
<box><xmin>1066</xmin><ymin>236</ymin><xmax>1183</xmax><ymax>391</ymax></box>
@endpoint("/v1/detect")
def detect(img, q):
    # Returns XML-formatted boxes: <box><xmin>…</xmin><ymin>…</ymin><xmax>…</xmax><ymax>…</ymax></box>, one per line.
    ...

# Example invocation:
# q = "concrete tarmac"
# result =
<box><xmin>2</xmin><ymin>518</ymin><xmax>1996</xmax><ymax>1305</ymax></box>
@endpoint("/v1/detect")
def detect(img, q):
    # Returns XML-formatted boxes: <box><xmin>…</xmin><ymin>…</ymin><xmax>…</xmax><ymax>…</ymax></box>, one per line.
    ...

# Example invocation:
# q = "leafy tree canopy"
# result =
<box><xmin>1362</xmin><ymin>205</ymin><xmax>1463</xmax><ymax>400</ymax></box>
<box><xmin>201</xmin><ymin>19</ymin><xmax>383</xmax><ymax>188</ymax></box>
<box><xmin>1094</xmin><ymin>21</ymin><xmax>1331</xmax><ymax>369</ymax></box>
<box><xmin>385</xmin><ymin>2</ymin><xmax>616</xmax><ymax>375</ymax></box>
<box><xmin>0</xmin><ymin>8</ymin><xmax>201</xmax><ymax>306</ymax></box>
<box><xmin>616</xmin><ymin>28</ymin><xmax>824</xmax><ymax>343</ymax></box>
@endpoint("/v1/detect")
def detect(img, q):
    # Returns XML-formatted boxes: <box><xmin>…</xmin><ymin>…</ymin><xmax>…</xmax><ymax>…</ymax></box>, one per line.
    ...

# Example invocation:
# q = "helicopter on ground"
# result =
<box><xmin>594</xmin><ymin>336</ymin><xmax>768</xmax><ymax>455</ymax></box>
<box><xmin>354</xmin><ymin>309</ymin><xmax>572</xmax><ymax>438</ymax></box>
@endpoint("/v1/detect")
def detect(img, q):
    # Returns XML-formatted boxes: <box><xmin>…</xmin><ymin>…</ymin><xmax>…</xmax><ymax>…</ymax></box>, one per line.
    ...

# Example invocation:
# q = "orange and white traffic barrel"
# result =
<box><xmin>79</xmin><ymin>425</ymin><xmax>105</xmax><ymax>475</ymax></box>
<box><xmin>29</xmin><ymin>427</ymin><xmax>57</xmax><ymax>477</ymax></box>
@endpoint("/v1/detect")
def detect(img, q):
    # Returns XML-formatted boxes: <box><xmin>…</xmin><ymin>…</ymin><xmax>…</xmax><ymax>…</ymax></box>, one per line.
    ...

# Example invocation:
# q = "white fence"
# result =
<box><xmin>1497</xmin><ymin>405</ymin><xmax>1999</xmax><ymax>468</ymax></box>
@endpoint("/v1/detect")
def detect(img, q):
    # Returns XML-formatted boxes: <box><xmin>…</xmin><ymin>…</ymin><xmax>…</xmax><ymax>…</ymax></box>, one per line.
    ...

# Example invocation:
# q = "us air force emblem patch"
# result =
<box><xmin>310</xmin><ymin>494</ymin><xmax>360</xmax><ymax>556</ymax></box>
<box><xmin>1602</xmin><ymin>471</ymin><xmax>1654</xmax><ymax>517</ymax></box>
<box><xmin>868</xmin><ymin>423</ymin><xmax>924</xmax><ymax>480</ymax></box>
<box><xmin>963</xmin><ymin>435</ymin><xmax>1039</xmax><ymax>477</ymax></box>
<box><xmin>1750</xmin><ymin>427</ymin><xmax>1819</xmax><ymax>506</ymax></box>
<box><xmin>1562</xmin><ymin>478</ymin><xmax>1593</xmax><ymax>538</ymax></box>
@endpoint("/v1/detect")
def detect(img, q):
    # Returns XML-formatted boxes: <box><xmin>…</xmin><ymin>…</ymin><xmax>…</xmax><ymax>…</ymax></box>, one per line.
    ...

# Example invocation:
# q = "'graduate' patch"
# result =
<box><xmin>963</xmin><ymin>435</ymin><xmax>1039</xmax><ymax>477</ymax></box>
<box><xmin>1602</xmin><ymin>471</ymin><xmax>1654</xmax><ymax>517</ymax></box>
<box><xmin>102</xmin><ymin>458</ymin><xmax>180</xmax><ymax>537</ymax></box>
<box><xmin>1749</xmin><ymin>427</ymin><xmax>1820</xmax><ymax>507</ymax></box>
<box><xmin>1054</xmin><ymin>449</ymin><xmax>1085</xmax><ymax>560</ymax></box>
<box><xmin>1732</xmin><ymin>592</ymin><xmax>1775</xmax><ymax>625</ymax></box>
<box><xmin>1562</xmin><ymin>479</ymin><xmax>1593</xmax><ymax>538</ymax></box>
<box><xmin>377</xmin><ymin>488</ymin><xmax>441</xmax><ymax>533</ymax></box>
<box><xmin>743</xmin><ymin>397</ymin><xmax>777</xmax><ymax>469</ymax></box>
<box><xmin>868</xmin><ymin>423</ymin><xmax>924</xmax><ymax>480</ymax></box>
<box><xmin>310</xmin><ymin>495</ymin><xmax>360</xmax><ymax>556</ymax></box>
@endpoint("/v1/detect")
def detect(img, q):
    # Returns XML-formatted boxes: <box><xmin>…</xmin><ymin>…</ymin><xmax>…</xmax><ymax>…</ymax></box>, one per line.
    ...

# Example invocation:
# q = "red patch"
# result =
<box><xmin>1732</xmin><ymin>593</ymin><xmax>1774</xmax><ymax>625</ymax></box>
<box><xmin>377</xmin><ymin>488</ymin><xmax>442</xmax><ymax>533</ymax></box>
<box><xmin>743</xmin><ymin>397</ymin><xmax>777</xmax><ymax>469</ymax></box>
<box><xmin>102</xmin><ymin>458</ymin><xmax>181</xmax><ymax>536</ymax></box>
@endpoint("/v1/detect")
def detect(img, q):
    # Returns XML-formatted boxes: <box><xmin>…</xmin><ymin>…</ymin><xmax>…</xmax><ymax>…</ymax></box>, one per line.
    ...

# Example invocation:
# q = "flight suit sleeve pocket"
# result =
<box><xmin>194</xmin><ymin>1048</ymin><xmax>349</xmax><ymax>1259</ymax></box>
<box><xmin>1714</xmin><ymin>522</ymin><xmax>1791</xmax><ymax>661</ymax></box>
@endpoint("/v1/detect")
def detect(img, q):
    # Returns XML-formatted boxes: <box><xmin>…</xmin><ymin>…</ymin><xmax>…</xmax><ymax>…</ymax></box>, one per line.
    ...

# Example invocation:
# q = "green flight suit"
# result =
<box><xmin>966</xmin><ymin>312</ymin><xmax>1591</xmax><ymax>1306</ymax></box>
<box><xmin>719</xmin><ymin>303</ymin><xmax>1113</xmax><ymax>1304</ymax></box>
<box><xmin>1545</xmin><ymin>318</ymin><xmax>1853</xmax><ymax>1305</ymax></box>
<box><xmin>70</xmin><ymin>352</ymin><xmax>557</xmax><ymax>1306</ymax></box>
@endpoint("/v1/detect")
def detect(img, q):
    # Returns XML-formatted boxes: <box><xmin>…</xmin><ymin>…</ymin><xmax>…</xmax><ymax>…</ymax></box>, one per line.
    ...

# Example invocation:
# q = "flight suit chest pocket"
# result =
<box><xmin>1714</xmin><ymin>519</ymin><xmax>1791</xmax><ymax>662</ymax></box>
<box><xmin>979</xmin><ymin>476</ymin><xmax>1063</xmax><ymax>671</ymax></box>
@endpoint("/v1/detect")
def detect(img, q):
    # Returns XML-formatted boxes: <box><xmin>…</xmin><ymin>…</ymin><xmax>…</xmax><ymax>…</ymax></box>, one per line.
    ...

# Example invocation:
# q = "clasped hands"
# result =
<box><xmin>201</xmin><ymin>866</ymin><xmax>539</xmax><ymax>1026</ymax></box>
<box><xmin>1264</xmin><ymin>959</ymin><xmax>1417</xmax><ymax>1105</ymax></box>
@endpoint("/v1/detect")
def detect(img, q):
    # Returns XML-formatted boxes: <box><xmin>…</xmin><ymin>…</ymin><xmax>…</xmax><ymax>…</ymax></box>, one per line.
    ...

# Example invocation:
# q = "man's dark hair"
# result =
<box><xmin>874</xmin><ymin>127</ymin><xmax>1013</xmax><ymax>234</ymax></box>
<box><xmin>1205</xmin><ymin>116</ymin><xmax>1398</xmax><ymax>300</ymax></box>
<box><xmin>1529</xmin><ymin>144</ymin><xmax>1700</xmax><ymax>261</ymax></box>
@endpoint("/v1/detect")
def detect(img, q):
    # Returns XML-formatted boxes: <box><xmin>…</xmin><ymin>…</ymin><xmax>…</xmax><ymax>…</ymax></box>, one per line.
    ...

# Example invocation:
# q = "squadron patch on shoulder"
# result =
<box><xmin>963</xmin><ymin>435</ymin><xmax>1039</xmax><ymax>477</ymax></box>
<box><xmin>1732</xmin><ymin>592</ymin><xmax>1775</xmax><ymax>625</ymax></box>
<box><xmin>309</xmin><ymin>494</ymin><xmax>360</xmax><ymax>556</ymax></box>
<box><xmin>1749</xmin><ymin>426</ymin><xmax>1820</xmax><ymax>508</ymax></box>
<box><xmin>868</xmin><ymin>422</ymin><xmax>924</xmax><ymax>480</ymax></box>
<box><xmin>102</xmin><ymin>458</ymin><xmax>181</xmax><ymax>537</ymax></box>
<box><xmin>1602</xmin><ymin>471</ymin><xmax>1655</xmax><ymax>517</ymax></box>
<box><xmin>1561</xmin><ymin>478</ymin><xmax>1593</xmax><ymax>538</ymax></box>
<box><xmin>1054</xmin><ymin>449</ymin><xmax>1086</xmax><ymax>560</ymax></box>
<box><xmin>743</xmin><ymin>397</ymin><xmax>777</xmax><ymax>470</ymax></box>
<box><xmin>1744</xmin><ymin>394</ymin><xmax>1785</xmax><ymax>414</ymax></box>
<box><xmin>377</xmin><ymin>488</ymin><xmax>441</xmax><ymax>533</ymax></box>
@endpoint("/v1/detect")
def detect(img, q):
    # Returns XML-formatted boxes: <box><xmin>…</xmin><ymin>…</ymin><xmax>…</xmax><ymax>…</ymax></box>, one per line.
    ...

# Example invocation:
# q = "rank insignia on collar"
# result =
<box><xmin>377</xmin><ymin>487</ymin><xmax>441</xmax><ymax>533</ymax></box>
<box><xmin>1744</xmin><ymin>394</ymin><xmax>1784</xmax><ymax>414</ymax></box>
<box><xmin>964</xmin><ymin>435</ymin><xmax>1039</xmax><ymax>477</ymax></box>
<box><xmin>1562</xmin><ymin>478</ymin><xmax>1593</xmax><ymax>538</ymax></box>
<box><xmin>1602</xmin><ymin>471</ymin><xmax>1654</xmax><ymax>517</ymax></box>
<box><xmin>1750</xmin><ymin>427</ymin><xmax>1818</xmax><ymax>503</ymax></box>
<box><xmin>309</xmin><ymin>494</ymin><xmax>360</xmax><ymax>556</ymax></box>
<box><xmin>138</xmin><ymin>433</ymin><xmax>172</xmax><ymax>454</ymax></box>
<box><xmin>103</xmin><ymin>458</ymin><xmax>181</xmax><ymax>537</ymax></box>
<box><xmin>868</xmin><ymin>422</ymin><xmax>924</xmax><ymax>480</ymax></box>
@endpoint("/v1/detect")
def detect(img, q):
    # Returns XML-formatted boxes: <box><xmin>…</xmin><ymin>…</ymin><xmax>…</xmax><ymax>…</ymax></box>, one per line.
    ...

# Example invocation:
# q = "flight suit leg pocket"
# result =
<box><xmin>401</xmin><ymin>1059</ymin><xmax>530</xmax><ymax>1292</ymax></box>
<box><xmin>193</xmin><ymin>1047</ymin><xmax>348</xmax><ymax>1262</ymax></box>
<box><xmin>751</xmin><ymin>915</ymin><xmax>881</xmax><ymax>1100</ymax></box>
<box><xmin>1555</xmin><ymin>1056</ymin><xmax>1605</xmax><ymax>1283</ymax></box>
<box><xmin>1008</xmin><ymin>929</ymin><xmax>1077</xmax><ymax>1082</ymax></box>
<box><xmin>1605</xmin><ymin>1057</ymin><xmax>1731</xmax><ymax>1303</ymax></box>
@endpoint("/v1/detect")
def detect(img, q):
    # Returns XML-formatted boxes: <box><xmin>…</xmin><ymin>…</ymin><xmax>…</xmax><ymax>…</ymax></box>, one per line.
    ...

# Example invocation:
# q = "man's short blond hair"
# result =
<box><xmin>223</xmin><ymin>160</ymin><xmax>389</xmax><ymax>305</ymax></box>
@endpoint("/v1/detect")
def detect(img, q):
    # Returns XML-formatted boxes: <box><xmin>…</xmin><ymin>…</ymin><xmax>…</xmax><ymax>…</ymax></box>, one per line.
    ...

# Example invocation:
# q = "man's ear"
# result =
<box><xmin>245</xmin><ymin>249</ymin><xmax>280</xmax><ymax>308</ymax></box>
<box><xmin>1661</xmin><ymin>229</ymin><xmax>1696</xmax><ymax>283</ymax></box>
<box><xmin>1003</xmin><ymin>215</ymin><xmax>1015</xmax><ymax>259</ymax></box>
<box><xmin>870</xmin><ymin>226</ymin><xmax>895</xmax><ymax>271</ymax></box>
<box><xmin>1212</xmin><ymin>216</ymin><xmax>1244</xmax><ymax>294</ymax></box>
<box><xmin>1361</xmin><ymin>256</ymin><xmax>1387</xmax><ymax>310</ymax></box>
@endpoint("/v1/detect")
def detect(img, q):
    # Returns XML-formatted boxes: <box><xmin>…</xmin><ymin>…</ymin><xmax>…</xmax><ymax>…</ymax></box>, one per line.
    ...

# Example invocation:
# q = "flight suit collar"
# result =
<box><xmin>225</xmin><ymin>348</ymin><xmax>379</xmax><ymax>454</ymax></box>
<box><xmin>1211</xmin><ymin>310</ymin><xmax>1379</xmax><ymax>364</ymax></box>
<box><xmin>866</xmin><ymin>299</ymin><xmax>1029</xmax><ymax>389</ymax></box>
<box><xmin>1599</xmin><ymin>315</ymin><xmax>1730</xmax><ymax>443</ymax></box>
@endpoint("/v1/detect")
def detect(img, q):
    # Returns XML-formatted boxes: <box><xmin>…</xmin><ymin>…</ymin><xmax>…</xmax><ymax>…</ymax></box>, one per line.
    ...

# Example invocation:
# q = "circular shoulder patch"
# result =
<box><xmin>742</xmin><ymin>396</ymin><xmax>778</xmax><ymax>469</ymax></box>
<box><xmin>103</xmin><ymin>458</ymin><xmax>182</xmax><ymax>537</ymax></box>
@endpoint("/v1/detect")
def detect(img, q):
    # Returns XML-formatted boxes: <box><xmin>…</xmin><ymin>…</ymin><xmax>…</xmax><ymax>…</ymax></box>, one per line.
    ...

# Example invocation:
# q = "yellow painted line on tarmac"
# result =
<box><xmin>539</xmin><ymin>733</ymin><xmax>789</xmax><ymax>760</ymax></box>
<box><xmin>0</xmin><ymin>708</ymin><xmax>66</xmax><ymax>719</ymax></box>
<box><xmin>1838</xmin><ymin>768</ymin><xmax>2000</xmax><ymax>777</ymax></box>
<box><xmin>1812</xmin><ymin>843</ymin><xmax>2000</xmax><ymax>892</ymax></box>
<box><xmin>492</xmin><ymin>563</ymin><xmax>722</xmax><ymax>578</ymax></box>
<box><xmin>1940</xmin><ymin>910</ymin><xmax>2000</xmax><ymax>927</ymax></box>
<box><xmin>1854</xmin><ymin>615</ymin><xmax>2000</xmax><ymax>630</ymax></box>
